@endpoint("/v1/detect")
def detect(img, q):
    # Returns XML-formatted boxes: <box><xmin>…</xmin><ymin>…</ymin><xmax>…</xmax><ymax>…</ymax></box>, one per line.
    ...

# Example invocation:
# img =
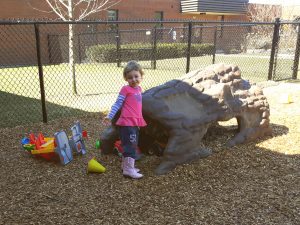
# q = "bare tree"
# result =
<box><xmin>247</xmin><ymin>3</ymin><xmax>282</xmax><ymax>23</ymax></box>
<box><xmin>29</xmin><ymin>0</ymin><xmax>121</xmax><ymax>94</ymax></box>
<box><xmin>241</xmin><ymin>4</ymin><xmax>282</xmax><ymax>52</ymax></box>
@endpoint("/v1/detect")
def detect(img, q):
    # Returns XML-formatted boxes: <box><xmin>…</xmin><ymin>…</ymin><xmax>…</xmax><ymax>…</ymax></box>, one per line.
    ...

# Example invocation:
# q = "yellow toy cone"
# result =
<box><xmin>279</xmin><ymin>93</ymin><xmax>293</xmax><ymax>104</ymax></box>
<box><xmin>87</xmin><ymin>157</ymin><xmax>106</xmax><ymax>173</ymax></box>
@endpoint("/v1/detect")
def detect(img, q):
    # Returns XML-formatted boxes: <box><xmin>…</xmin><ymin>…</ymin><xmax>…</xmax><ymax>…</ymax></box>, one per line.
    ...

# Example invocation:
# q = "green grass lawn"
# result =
<box><xmin>0</xmin><ymin>54</ymin><xmax>294</xmax><ymax>97</ymax></box>
<box><xmin>0</xmin><ymin>91</ymin><xmax>91</xmax><ymax>127</ymax></box>
<box><xmin>0</xmin><ymin>54</ymin><xmax>296</xmax><ymax>127</ymax></box>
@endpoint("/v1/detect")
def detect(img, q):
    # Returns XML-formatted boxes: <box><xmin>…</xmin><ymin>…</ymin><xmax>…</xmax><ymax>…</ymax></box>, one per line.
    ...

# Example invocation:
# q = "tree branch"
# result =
<box><xmin>74</xmin><ymin>0</ymin><xmax>86</xmax><ymax>7</ymax></box>
<box><xmin>77</xmin><ymin>0</ymin><xmax>121</xmax><ymax>21</ymax></box>
<box><xmin>26</xmin><ymin>0</ymin><xmax>53</xmax><ymax>14</ymax></box>
<box><xmin>54</xmin><ymin>0</ymin><xmax>65</xmax><ymax>19</ymax></box>
<box><xmin>77</xmin><ymin>0</ymin><xmax>93</xmax><ymax>20</ymax></box>
<box><xmin>58</xmin><ymin>0</ymin><xmax>69</xmax><ymax>9</ymax></box>
<box><xmin>29</xmin><ymin>0</ymin><xmax>122</xmax><ymax>21</ymax></box>
<box><xmin>45</xmin><ymin>0</ymin><xmax>67</xmax><ymax>20</ymax></box>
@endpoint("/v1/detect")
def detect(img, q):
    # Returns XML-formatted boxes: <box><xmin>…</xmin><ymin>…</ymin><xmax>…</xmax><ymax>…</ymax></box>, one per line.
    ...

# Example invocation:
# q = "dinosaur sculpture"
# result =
<box><xmin>100</xmin><ymin>63</ymin><xmax>272</xmax><ymax>175</ymax></box>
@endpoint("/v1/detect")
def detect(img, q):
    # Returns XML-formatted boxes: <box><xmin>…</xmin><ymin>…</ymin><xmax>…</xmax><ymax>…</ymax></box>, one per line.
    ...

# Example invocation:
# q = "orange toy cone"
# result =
<box><xmin>87</xmin><ymin>157</ymin><xmax>106</xmax><ymax>173</ymax></box>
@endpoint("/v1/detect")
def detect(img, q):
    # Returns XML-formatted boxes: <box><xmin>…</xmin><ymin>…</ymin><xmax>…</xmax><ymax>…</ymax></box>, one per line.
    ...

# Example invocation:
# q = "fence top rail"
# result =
<box><xmin>280</xmin><ymin>20</ymin><xmax>300</xmax><ymax>25</ymax></box>
<box><xmin>0</xmin><ymin>19</ymin><xmax>299</xmax><ymax>27</ymax></box>
<box><xmin>0</xmin><ymin>19</ymin><xmax>291</xmax><ymax>26</ymax></box>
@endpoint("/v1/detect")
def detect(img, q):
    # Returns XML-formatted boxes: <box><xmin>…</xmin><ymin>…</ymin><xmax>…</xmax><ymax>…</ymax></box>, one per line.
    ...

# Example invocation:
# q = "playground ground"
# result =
<box><xmin>0</xmin><ymin>81</ymin><xmax>299</xmax><ymax>225</ymax></box>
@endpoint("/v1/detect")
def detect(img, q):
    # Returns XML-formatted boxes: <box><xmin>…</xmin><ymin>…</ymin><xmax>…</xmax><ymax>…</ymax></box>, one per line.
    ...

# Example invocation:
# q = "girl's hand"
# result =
<box><xmin>102</xmin><ymin>116</ymin><xmax>111</xmax><ymax>126</ymax></box>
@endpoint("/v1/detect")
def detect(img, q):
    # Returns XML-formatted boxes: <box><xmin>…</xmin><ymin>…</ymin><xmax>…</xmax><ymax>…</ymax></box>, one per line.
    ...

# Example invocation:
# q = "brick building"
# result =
<box><xmin>0</xmin><ymin>0</ymin><xmax>249</xmax><ymax>21</ymax></box>
<box><xmin>0</xmin><ymin>0</ymin><xmax>249</xmax><ymax>66</ymax></box>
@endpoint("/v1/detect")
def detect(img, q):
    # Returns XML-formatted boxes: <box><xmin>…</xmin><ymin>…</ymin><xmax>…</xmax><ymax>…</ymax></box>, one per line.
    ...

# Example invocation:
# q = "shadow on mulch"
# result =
<box><xmin>204</xmin><ymin>122</ymin><xmax>289</xmax><ymax>148</ymax></box>
<box><xmin>0</xmin><ymin>117</ymin><xmax>299</xmax><ymax>225</ymax></box>
<box><xmin>0</xmin><ymin>90</ymin><xmax>97</xmax><ymax>128</ymax></box>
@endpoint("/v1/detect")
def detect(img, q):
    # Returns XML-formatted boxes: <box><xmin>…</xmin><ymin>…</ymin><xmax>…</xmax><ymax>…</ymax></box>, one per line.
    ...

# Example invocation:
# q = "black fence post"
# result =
<box><xmin>212</xmin><ymin>27</ymin><xmax>217</xmax><ymax>64</ymax></box>
<box><xmin>186</xmin><ymin>21</ymin><xmax>192</xmax><ymax>74</ymax></box>
<box><xmin>116</xmin><ymin>31</ymin><xmax>121</xmax><ymax>67</ymax></box>
<box><xmin>151</xmin><ymin>27</ymin><xmax>157</xmax><ymax>69</ymax></box>
<box><xmin>268</xmin><ymin>18</ymin><xmax>280</xmax><ymax>80</ymax></box>
<box><xmin>199</xmin><ymin>24</ymin><xmax>203</xmax><ymax>44</ymax></box>
<box><xmin>292</xmin><ymin>23</ymin><xmax>300</xmax><ymax>79</ymax></box>
<box><xmin>34</xmin><ymin>23</ymin><xmax>48</xmax><ymax>123</ymax></box>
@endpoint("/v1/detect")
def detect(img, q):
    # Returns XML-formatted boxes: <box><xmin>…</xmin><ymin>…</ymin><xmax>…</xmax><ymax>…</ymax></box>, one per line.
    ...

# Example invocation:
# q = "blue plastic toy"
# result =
<box><xmin>54</xmin><ymin>131</ymin><xmax>74</xmax><ymax>165</ymax></box>
<box><xmin>69</xmin><ymin>121</ymin><xmax>87</xmax><ymax>155</ymax></box>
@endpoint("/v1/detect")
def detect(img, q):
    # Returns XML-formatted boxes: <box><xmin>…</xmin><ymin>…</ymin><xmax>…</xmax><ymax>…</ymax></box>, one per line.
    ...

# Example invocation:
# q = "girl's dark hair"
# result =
<box><xmin>123</xmin><ymin>60</ymin><xmax>144</xmax><ymax>79</ymax></box>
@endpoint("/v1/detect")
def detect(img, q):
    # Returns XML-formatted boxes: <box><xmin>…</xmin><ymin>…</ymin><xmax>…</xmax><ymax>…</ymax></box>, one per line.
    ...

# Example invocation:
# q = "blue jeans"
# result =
<box><xmin>119</xmin><ymin>126</ymin><xmax>139</xmax><ymax>159</ymax></box>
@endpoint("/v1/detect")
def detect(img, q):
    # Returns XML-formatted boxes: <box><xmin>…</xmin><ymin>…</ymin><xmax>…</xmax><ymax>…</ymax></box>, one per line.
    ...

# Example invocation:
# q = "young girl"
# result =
<box><xmin>102</xmin><ymin>61</ymin><xmax>147</xmax><ymax>179</ymax></box>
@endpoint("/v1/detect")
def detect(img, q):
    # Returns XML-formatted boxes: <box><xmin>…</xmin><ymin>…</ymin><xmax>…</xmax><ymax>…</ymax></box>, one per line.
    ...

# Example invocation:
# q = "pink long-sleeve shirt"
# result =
<box><xmin>109</xmin><ymin>85</ymin><xmax>147</xmax><ymax>127</ymax></box>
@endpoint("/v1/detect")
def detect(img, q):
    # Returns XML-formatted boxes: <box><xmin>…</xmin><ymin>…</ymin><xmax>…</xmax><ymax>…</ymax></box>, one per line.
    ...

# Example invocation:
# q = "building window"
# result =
<box><xmin>107</xmin><ymin>9</ymin><xmax>118</xmax><ymax>31</ymax></box>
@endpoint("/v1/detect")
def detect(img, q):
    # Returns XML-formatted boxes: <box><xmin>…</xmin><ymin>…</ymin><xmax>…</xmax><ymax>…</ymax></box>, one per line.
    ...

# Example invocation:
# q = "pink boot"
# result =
<box><xmin>121</xmin><ymin>157</ymin><xmax>140</xmax><ymax>173</ymax></box>
<box><xmin>123</xmin><ymin>157</ymin><xmax>143</xmax><ymax>179</ymax></box>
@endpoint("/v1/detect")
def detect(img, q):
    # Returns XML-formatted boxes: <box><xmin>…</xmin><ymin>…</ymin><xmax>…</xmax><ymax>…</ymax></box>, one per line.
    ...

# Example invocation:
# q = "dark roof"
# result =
<box><xmin>180</xmin><ymin>0</ymin><xmax>249</xmax><ymax>15</ymax></box>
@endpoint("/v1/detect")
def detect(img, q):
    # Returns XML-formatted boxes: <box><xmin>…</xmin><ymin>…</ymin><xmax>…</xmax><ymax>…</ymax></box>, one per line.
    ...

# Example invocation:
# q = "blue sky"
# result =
<box><xmin>249</xmin><ymin>0</ymin><xmax>298</xmax><ymax>5</ymax></box>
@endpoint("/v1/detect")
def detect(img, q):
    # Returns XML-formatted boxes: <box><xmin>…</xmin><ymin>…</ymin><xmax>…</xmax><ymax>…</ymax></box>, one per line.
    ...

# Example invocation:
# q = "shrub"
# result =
<box><xmin>86</xmin><ymin>43</ymin><xmax>214</xmax><ymax>63</ymax></box>
<box><xmin>191</xmin><ymin>43</ymin><xmax>215</xmax><ymax>56</ymax></box>
<box><xmin>85</xmin><ymin>44</ymin><xmax>117</xmax><ymax>63</ymax></box>
<box><xmin>228</xmin><ymin>49</ymin><xmax>241</xmax><ymax>54</ymax></box>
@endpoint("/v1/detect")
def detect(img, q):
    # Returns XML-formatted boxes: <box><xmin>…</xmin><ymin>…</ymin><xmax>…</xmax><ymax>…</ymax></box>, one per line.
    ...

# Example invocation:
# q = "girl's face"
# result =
<box><xmin>125</xmin><ymin>70</ymin><xmax>142</xmax><ymax>87</ymax></box>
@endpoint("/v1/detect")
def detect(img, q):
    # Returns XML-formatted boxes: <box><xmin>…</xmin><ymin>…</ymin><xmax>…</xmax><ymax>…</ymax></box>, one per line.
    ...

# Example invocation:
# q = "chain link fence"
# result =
<box><xmin>0</xmin><ymin>20</ymin><xmax>299</xmax><ymax>127</ymax></box>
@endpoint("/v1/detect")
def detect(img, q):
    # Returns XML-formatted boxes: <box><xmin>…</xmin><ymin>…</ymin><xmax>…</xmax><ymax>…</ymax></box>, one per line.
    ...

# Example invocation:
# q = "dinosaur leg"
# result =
<box><xmin>155</xmin><ymin>127</ymin><xmax>212</xmax><ymax>175</ymax></box>
<box><xmin>227</xmin><ymin>111</ymin><xmax>272</xmax><ymax>147</ymax></box>
<box><xmin>100</xmin><ymin>126</ymin><xmax>119</xmax><ymax>154</ymax></box>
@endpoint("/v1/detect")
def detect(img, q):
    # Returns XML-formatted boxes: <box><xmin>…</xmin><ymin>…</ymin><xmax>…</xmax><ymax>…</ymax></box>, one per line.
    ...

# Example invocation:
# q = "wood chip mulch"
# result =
<box><xmin>0</xmin><ymin>81</ymin><xmax>299</xmax><ymax>225</ymax></box>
